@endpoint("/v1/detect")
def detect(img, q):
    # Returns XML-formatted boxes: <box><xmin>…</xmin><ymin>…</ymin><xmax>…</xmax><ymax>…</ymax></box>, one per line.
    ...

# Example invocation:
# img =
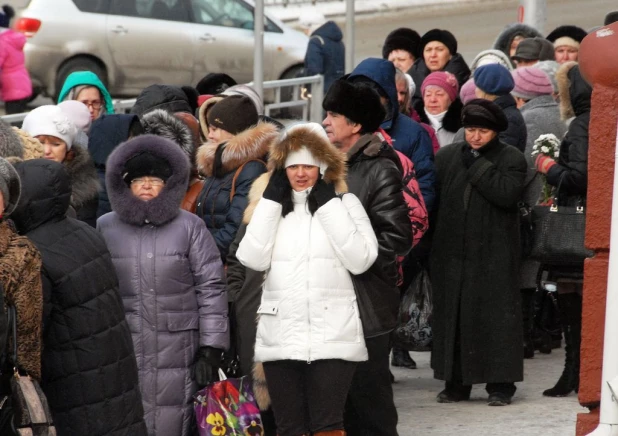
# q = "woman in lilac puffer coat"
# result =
<box><xmin>97</xmin><ymin>134</ymin><xmax>229</xmax><ymax>436</ymax></box>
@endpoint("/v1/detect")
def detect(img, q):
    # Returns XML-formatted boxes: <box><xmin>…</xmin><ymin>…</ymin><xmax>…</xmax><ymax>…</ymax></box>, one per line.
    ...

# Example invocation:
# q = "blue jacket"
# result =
<box><xmin>88</xmin><ymin>114</ymin><xmax>140</xmax><ymax>218</ymax></box>
<box><xmin>349</xmin><ymin>58</ymin><xmax>436</xmax><ymax>212</ymax></box>
<box><xmin>195</xmin><ymin>123</ymin><xmax>279</xmax><ymax>263</ymax></box>
<box><xmin>304</xmin><ymin>21</ymin><xmax>345</xmax><ymax>93</ymax></box>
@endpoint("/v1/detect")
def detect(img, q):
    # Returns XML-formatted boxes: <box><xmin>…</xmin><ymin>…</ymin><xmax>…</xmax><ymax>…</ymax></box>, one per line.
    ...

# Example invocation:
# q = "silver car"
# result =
<box><xmin>16</xmin><ymin>0</ymin><xmax>308</xmax><ymax>98</ymax></box>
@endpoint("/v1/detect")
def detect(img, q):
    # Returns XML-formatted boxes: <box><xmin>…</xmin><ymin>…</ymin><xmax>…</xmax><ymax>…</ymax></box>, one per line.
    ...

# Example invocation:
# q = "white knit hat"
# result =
<box><xmin>283</xmin><ymin>122</ymin><xmax>329</xmax><ymax>173</ymax></box>
<box><xmin>58</xmin><ymin>100</ymin><xmax>92</xmax><ymax>133</ymax></box>
<box><xmin>22</xmin><ymin>105</ymin><xmax>77</xmax><ymax>150</ymax></box>
<box><xmin>298</xmin><ymin>10</ymin><xmax>326</xmax><ymax>34</ymax></box>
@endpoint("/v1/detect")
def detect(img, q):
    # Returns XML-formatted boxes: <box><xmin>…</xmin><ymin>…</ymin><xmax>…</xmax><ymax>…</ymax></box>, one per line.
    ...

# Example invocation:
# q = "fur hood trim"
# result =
<box><xmin>64</xmin><ymin>145</ymin><xmax>100</xmax><ymax>210</ymax></box>
<box><xmin>105</xmin><ymin>134</ymin><xmax>190</xmax><ymax>226</ymax></box>
<box><xmin>493</xmin><ymin>23</ymin><xmax>543</xmax><ymax>58</ymax></box>
<box><xmin>140</xmin><ymin>109</ymin><xmax>195</xmax><ymax>164</ymax></box>
<box><xmin>557</xmin><ymin>61</ymin><xmax>578</xmax><ymax>120</ymax></box>
<box><xmin>198</xmin><ymin>96</ymin><xmax>224</xmax><ymax>140</ymax></box>
<box><xmin>196</xmin><ymin>122</ymin><xmax>278</xmax><ymax>177</ymax></box>
<box><xmin>242</xmin><ymin>124</ymin><xmax>348</xmax><ymax>223</ymax></box>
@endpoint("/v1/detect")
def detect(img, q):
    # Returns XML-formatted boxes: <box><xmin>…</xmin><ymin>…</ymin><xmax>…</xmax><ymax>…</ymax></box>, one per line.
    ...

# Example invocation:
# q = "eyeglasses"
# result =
<box><xmin>78</xmin><ymin>100</ymin><xmax>103</xmax><ymax>110</ymax></box>
<box><xmin>131</xmin><ymin>177</ymin><xmax>165</xmax><ymax>187</ymax></box>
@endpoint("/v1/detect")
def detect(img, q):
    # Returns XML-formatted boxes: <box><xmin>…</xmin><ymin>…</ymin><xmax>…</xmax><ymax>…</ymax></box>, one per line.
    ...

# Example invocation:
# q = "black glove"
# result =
<box><xmin>461</xmin><ymin>145</ymin><xmax>481</xmax><ymax>168</ymax></box>
<box><xmin>262</xmin><ymin>168</ymin><xmax>290</xmax><ymax>203</ymax></box>
<box><xmin>311</xmin><ymin>175</ymin><xmax>336</xmax><ymax>208</ymax></box>
<box><xmin>193</xmin><ymin>346</ymin><xmax>222</xmax><ymax>388</ymax></box>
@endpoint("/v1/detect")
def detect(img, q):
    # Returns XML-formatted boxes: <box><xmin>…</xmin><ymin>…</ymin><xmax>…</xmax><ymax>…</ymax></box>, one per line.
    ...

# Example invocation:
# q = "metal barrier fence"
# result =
<box><xmin>0</xmin><ymin>75</ymin><xmax>324</xmax><ymax>126</ymax></box>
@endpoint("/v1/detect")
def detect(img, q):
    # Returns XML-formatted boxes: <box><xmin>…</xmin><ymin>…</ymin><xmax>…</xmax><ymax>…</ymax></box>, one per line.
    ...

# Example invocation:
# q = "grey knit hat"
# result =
<box><xmin>533</xmin><ymin>60</ymin><xmax>560</xmax><ymax>93</ymax></box>
<box><xmin>0</xmin><ymin>157</ymin><xmax>21</xmax><ymax>216</ymax></box>
<box><xmin>0</xmin><ymin>118</ymin><xmax>24</xmax><ymax>160</ymax></box>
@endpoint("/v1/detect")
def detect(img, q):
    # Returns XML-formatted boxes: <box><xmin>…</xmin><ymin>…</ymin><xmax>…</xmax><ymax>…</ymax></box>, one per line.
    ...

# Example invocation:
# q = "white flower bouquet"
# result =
<box><xmin>531</xmin><ymin>133</ymin><xmax>561</xmax><ymax>203</ymax></box>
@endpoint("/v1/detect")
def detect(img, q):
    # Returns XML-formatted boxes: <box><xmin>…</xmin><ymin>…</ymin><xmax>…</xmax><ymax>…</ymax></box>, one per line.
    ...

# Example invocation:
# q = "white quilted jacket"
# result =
<box><xmin>237</xmin><ymin>189</ymin><xmax>378</xmax><ymax>363</ymax></box>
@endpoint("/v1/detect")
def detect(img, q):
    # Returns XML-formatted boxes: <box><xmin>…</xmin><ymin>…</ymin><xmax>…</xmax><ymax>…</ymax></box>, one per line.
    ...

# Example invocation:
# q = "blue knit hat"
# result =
<box><xmin>473</xmin><ymin>64</ymin><xmax>514</xmax><ymax>96</ymax></box>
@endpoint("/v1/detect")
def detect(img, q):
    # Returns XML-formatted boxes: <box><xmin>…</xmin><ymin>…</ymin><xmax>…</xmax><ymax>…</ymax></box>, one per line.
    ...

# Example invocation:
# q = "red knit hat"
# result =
<box><xmin>421</xmin><ymin>71</ymin><xmax>459</xmax><ymax>102</ymax></box>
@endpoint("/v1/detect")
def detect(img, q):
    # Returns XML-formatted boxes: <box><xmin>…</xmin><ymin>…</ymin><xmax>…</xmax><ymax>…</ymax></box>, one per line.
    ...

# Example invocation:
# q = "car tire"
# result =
<box><xmin>277</xmin><ymin>65</ymin><xmax>305</xmax><ymax>120</ymax></box>
<box><xmin>55</xmin><ymin>57</ymin><xmax>108</xmax><ymax>103</ymax></box>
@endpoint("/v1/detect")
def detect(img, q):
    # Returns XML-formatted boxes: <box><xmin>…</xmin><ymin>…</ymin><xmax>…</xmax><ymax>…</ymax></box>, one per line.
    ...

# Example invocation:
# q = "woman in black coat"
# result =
<box><xmin>430</xmin><ymin>100</ymin><xmax>527</xmax><ymax>406</ymax></box>
<box><xmin>535</xmin><ymin>62</ymin><xmax>591</xmax><ymax>397</ymax></box>
<box><xmin>11</xmin><ymin>159</ymin><xmax>146</xmax><ymax>436</ymax></box>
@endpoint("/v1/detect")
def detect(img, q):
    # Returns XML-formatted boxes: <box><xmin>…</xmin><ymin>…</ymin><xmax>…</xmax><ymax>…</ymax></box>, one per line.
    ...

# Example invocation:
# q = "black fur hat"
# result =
<box><xmin>382</xmin><ymin>28</ymin><xmax>421</xmax><ymax>60</ymax></box>
<box><xmin>322</xmin><ymin>79</ymin><xmax>386</xmax><ymax>134</ymax></box>
<box><xmin>122</xmin><ymin>151</ymin><xmax>172</xmax><ymax>186</ymax></box>
<box><xmin>461</xmin><ymin>99</ymin><xmax>508</xmax><ymax>132</ymax></box>
<box><xmin>420</xmin><ymin>29</ymin><xmax>458</xmax><ymax>55</ymax></box>
<box><xmin>546</xmin><ymin>25</ymin><xmax>587</xmax><ymax>44</ymax></box>
<box><xmin>605</xmin><ymin>11</ymin><xmax>618</xmax><ymax>25</ymax></box>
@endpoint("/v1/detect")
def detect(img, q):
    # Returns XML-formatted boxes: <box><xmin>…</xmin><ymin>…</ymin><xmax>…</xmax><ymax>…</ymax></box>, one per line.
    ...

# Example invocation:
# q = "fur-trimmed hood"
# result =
<box><xmin>64</xmin><ymin>144</ymin><xmax>100</xmax><ymax>210</ymax></box>
<box><xmin>140</xmin><ymin>109</ymin><xmax>195</xmax><ymax>165</ymax></box>
<box><xmin>105</xmin><ymin>134</ymin><xmax>190</xmax><ymax>226</ymax></box>
<box><xmin>556</xmin><ymin>61</ymin><xmax>592</xmax><ymax>120</ymax></box>
<box><xmin>0</xmin><ymin>119</ymin><xmax>24</xmax><ymax>159</ymax></box>
<box><xmin>493</xmin><ymin>23</ymin><xmax>543</xmax><ymax>61</ymax></box>
<box><xmin>197</xmin><ymin>96</ymin><xmax>224</xmax><ymax>140</ymax></box>
<box><xmin>242</xmin><ymin>123</ymin><xmax>348</xmax><ymax>223</ymax></box>
<box><xmin>197</xmin><ymin>122</ymin><xmax>278</xmax><ymax>177</ymax></box>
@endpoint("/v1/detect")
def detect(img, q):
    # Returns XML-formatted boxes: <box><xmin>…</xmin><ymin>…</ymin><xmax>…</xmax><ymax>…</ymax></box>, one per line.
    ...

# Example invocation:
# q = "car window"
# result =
<box><xmin>190</xmin><ymin>0</ymin><xmax>281</xmax><ymax>32</ymax></box>
<box><xmin>110</xmin><ymin>0</ymin><xmax>190</xmax><ymax>22</ymax></box>
<box><xmin>72</xmin><ymin>0</ymin><xmax>110</xmax><ymax>13</ymax></box>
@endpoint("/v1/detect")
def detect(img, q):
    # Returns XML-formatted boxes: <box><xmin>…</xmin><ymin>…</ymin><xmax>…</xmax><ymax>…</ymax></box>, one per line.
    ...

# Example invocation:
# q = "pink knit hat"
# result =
<box><xmin>421</xmin><ymin>71</ymin><xmax>459</xmax><ymax>102</ymax></box>
<box><xmin>459</xmin><ymin>78</ymin><xmax>477</xmax><ymax>104</ymax></box>
<box><xmin>511</xmin><ymin>67</ymin><xmax>553</xmax><ymax>100</ymax></box>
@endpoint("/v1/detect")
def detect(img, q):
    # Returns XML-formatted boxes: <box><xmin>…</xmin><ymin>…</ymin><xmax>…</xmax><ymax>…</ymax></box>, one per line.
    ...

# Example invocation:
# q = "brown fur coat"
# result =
<box><xmin>0</xmin><ymin>221</ymin><xmax>43</xmax><ymax>379</ymax></box>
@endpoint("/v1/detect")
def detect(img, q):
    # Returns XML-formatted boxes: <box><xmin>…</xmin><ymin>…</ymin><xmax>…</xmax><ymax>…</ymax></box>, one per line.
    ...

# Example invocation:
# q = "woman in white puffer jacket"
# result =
<box><xmin>237</xmin><ymin>122</ymin><xmax>378</xmax><ymax>436</ymax></box>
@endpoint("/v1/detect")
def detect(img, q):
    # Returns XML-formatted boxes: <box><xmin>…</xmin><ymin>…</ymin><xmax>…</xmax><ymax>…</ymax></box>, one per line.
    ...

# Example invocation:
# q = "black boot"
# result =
<box><xmin>521</xmin><ymin>288</ymin><xmax>535</xmax><ymax>359</ymax></box>
<box><xmin>391</xmin><ymin>347</ymin><xmax>417</xmax><ymax>369</ymax></box>
<box><xmin>543</xmin><ymin>293</ymin><xmax>582</xmax><ymax>397</ymax></box>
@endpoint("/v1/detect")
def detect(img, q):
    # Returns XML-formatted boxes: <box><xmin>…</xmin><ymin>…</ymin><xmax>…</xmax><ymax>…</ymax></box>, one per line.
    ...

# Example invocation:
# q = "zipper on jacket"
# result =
<box><xmin>306</xmin><ymin>211</ymin><xmax>313</xmax><ymax>364</ymax></box>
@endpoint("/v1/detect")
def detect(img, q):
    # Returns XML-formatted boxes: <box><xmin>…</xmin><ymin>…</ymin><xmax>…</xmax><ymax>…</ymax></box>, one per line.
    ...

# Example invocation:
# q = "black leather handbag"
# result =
<box><xmin>0</xmin><ymin>305</ymin><xmax>56</xmax><ymax>436</ymax></box>
<box><xmin>529</xmin><ymin>182</ymin><xmax>593</xmax><ymax>266</ymax></box>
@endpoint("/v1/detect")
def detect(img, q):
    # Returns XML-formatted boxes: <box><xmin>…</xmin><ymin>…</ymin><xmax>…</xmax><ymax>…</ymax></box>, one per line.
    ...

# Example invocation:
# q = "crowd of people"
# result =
<box><xmin>0</xmin><ymin>4</ymin><xmax>617</xmax><ymax>436</ymax></box>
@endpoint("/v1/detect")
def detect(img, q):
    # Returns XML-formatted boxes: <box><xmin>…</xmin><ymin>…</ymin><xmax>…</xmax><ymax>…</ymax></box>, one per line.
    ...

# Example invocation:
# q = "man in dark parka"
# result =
<box><xmin>430</xmin><ymin>99</ymin><xmax>527</xmax><ymax>406</ymax></box>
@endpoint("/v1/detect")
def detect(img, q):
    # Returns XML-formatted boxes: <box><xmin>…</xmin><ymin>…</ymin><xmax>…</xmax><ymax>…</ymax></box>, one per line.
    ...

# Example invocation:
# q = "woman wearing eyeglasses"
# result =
<box><xmin>97</xmin><ymin>134</ymin><xmax>229</xmax><ymax>436</ymax></box>
<box><xmin>21</xmin><ymin>105</ymin><xmax>100</xmax><ymax>226</ymax></box>
<box><xmin>57</xmin><ymin>70</ymin><xmax>115</xmax><ymax>121</ymax></box>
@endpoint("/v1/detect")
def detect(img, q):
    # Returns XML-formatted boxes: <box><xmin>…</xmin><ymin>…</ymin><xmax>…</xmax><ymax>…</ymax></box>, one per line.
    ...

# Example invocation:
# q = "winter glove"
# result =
<box><xmin>535</xmin><ymin>154</ymin><xmax>557</xmax><ymax>174</ymax></box>
<box><xmin>193</xmin><ymin>346</ymin><xmax>223</xmax><ymax>388</ymax></box>
<box><xmin>461</xmin><ymin>145</ymin><xmax>481</xmax><ymax>168</ymax></box>
<box><xmin>263</xmin><ymin>168</ymin><xmax>290</xmax><ymax>203</ymax></box>
<box><xmin>311</xmin><ymin>174</ymin><xmax>336</xmax><ymax>207</ymax></box>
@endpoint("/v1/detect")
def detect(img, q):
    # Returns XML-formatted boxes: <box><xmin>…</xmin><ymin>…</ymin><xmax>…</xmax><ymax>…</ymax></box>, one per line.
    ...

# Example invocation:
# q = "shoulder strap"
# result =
<box><xmin>311</xmin><ymin>35</ymin><xmax>325</xmax><ymax>46</ymax></box>
<box><xmin>230</xmin><ymin>159</ymin><xmax>266</xmax><ymax>202</ymax></box>
<box><xmin>1</xmin><ymin>305</ymin><xmax>17</xmax><ymax>370</ymax></box>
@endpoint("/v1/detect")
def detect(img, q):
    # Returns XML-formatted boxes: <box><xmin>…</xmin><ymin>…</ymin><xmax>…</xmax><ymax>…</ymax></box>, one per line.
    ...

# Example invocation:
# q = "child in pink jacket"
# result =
<box><xmin>0</xmin><ymin>5</ymin><xmax>32</xmax><ymax>114</ymax></box>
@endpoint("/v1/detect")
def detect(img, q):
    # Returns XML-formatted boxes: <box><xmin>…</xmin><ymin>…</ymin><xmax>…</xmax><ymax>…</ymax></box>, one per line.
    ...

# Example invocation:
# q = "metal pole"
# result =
<box><xmin>345</xmin><ymin>0</ymin><xmax>355</xmax><ymax>73</ymax></box>
<box><xmin>518</xmin><ymin>0</ymin><xmax>547</xmax><ymax>33</ymax></box>
<box><xmin>253</xmin><ymin>0</ymin><xmax>265</xmax><ymax>101</ymax></box>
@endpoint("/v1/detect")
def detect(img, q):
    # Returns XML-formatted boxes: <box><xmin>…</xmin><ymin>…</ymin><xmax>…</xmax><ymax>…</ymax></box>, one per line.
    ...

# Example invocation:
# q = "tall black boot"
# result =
<box><xmin>543</xmin><ymin>293</ymin><xmax>582</xmax><ymax>397</ymax></box>
<box><xmin>521</xmin><ymin>288</ymin><xmax>535</xmax><ymax>359</ymax></box>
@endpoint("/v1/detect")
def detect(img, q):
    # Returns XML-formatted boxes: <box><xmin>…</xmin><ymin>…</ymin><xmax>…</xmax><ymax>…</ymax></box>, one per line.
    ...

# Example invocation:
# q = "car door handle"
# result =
<box><xmin>111</xmin><ymin>26</ymin><xmax>129</xmax><ymax>34</ymax></box>
<box><xmin>199</xmin><ymin>33</ymin><xmax>216</xmax><ymax>42</ymax></box>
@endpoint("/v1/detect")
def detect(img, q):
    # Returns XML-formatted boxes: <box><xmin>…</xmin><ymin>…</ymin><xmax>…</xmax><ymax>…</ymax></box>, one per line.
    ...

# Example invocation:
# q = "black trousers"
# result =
<box><xmin>4</xmin><ymin>98</ymin><xmax>29</xmax><ymax>115</ymax></box>
<box><xmin>344</xmin><ymin>334</ymin><xmax>398</xmax><ymax>436</ymax></box>
<box><xmin>263</xmin><ymin>359</ymin><xmax>356</xmax><ymax>436</ymax></box>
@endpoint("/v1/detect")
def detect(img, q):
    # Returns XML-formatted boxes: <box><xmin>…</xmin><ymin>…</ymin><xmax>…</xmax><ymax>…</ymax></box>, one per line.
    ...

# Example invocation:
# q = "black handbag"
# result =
<box><xmin>529</xmin><ymin>177</ymin><xmax>593</xmax><ymax>266</ymax></box>
<box><xmin>0</xmin><ymin>305</ymin><xmax>56</xmax><ymax>436</ymax></box>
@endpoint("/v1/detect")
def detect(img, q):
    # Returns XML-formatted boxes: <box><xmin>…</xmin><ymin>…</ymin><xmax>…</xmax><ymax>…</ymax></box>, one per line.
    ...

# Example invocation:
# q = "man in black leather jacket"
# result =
<box><xmin>323</xmin><ymin>78</ymin><xmax>412</xmax><ymax>436</ymax></box>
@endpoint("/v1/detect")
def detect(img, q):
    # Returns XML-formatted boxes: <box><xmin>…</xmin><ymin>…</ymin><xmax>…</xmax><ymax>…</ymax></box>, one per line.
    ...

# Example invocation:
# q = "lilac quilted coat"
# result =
<box><xmin>98</xmin><ymin>135</ymin><xmax>229</xmax><ymax>436</ymax></box>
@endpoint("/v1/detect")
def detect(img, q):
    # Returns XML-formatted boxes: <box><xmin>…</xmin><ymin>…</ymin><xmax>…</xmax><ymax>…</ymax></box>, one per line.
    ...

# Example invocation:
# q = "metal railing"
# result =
<box><xmin>0</xmin><ymin>74</ymin><xmax>324</xmax><ymax>126</ymax></box>
<box><xmin>265</xmin><ymin>0</ymin><xmax>333</xmax><ymax>5</ymax></box>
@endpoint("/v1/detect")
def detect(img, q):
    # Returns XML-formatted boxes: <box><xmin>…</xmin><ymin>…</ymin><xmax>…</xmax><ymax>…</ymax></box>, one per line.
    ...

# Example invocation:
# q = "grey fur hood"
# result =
<box><xmin>493</xmin><ymin>23</ymin><xmax>543</xmax><ymax>60</ymax></box>
<box><xmin>105</xmin><ymin>134</ymin><xmax>190</xmax><ymax>226</ymax></box>
<box><xmin>64</xmin><ymin>144</ymin><xmax>99</xmax><ymax>210</ymax></box>
<box><xmin>0</xmin><ymin>119</ymin><xmax>24</xmax><ymax>160</ymax></box>
<box><xmin>140</xmin><ymin>109</ymin><xmax>195</xmax><ymax>165</ymax></box>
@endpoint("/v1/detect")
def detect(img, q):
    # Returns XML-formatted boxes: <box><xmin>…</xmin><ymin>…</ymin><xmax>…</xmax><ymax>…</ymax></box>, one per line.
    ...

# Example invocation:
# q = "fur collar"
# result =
<box><xmin>556</xmin><ymin>61</ymin><xmax>591</xmax><ymax>120</ymax></box>
<box><xmin>141</xmin><ymin>109</ymin><xmax>195</xmax><ymax>164</ymax></box>
<box><xmin>64</xmin><ymin>145</ymin><xmax>100</xmax><ymax>209</ymax></box>
<box><xmin>105</xmin><ymin>134</ymin><xmax>190</xmax><ymax>226</ymax></box>
<box><xmin>197</xmin><ymin>122</ymin><xmax>278</xmax><ymax>177</ymax></box>
<box><xmin>414</xmin><ymin>98</ymin><xmax>463</xmax><ymax>133</ymax></box>
<box><xmin>242</xmin><ymin>124</ymin><xmax>349</xmax><ymax>223</ymax></box>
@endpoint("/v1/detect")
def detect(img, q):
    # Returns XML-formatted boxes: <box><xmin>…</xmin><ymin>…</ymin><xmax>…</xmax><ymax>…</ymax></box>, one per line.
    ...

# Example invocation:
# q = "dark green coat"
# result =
<box><xmin>430</xmin><ymin>138</ymin><xmax>526</xmax><ymax>385</ymax></box>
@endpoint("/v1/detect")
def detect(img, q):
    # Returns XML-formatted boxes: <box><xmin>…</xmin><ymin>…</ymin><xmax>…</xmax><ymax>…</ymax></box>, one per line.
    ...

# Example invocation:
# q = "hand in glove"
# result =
<box><xmin>193</xmin><ymin>346</ymin><xmax>223</xmax><ymax>388</ymax></box>
<box><xmin>308</xmin><ymin>173</ymin><xmax>336</xmax><ymax>214</ymax></box>
<box><xmin>461</xmin><ymin>145</ymin><xmax>481</xmax><ymax>168</ymax></box>
<box><xmin>535</xmin><ymin>154</ymin><xmax>557</xmax><ymax>174</ymax></box>
<box><xmin>263</xmin><ymin>168</ymin><xmax>290</xmax><ymax>203</ymax></box>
